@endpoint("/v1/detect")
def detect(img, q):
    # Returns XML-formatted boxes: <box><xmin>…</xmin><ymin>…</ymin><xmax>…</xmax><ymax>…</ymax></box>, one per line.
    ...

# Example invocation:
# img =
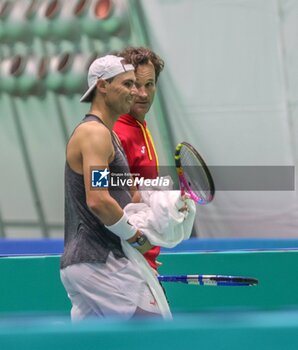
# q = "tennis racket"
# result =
<box><xmin>158</xmin><ymin>274</ymin><xmax>258</xmax><ymax>286</ymax></box>
<box><xmin>175</xmin><ymin>142</ymin><xmax>215</xmax><ymax>205</ymax></box>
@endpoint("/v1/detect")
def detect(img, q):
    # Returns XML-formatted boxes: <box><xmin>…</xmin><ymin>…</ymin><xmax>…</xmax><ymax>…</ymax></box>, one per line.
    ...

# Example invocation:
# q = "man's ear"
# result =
<box><xmin>96</xmin><ymin>79</ymin><xmax>108</xmax><ymax>93</ymax></box>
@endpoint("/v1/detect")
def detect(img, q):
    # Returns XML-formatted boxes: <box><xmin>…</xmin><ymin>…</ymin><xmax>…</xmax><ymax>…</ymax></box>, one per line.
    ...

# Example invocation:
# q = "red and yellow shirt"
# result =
<box><xmin>113</xmin><ymin>114</ymin><xmax>160</xmax><ymax>269</ymax></box>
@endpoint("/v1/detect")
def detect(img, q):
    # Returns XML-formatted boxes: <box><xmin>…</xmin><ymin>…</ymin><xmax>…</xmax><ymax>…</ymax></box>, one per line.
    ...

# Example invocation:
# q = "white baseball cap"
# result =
<box><xmin>80</xmin><ymin>55</ymin><xmax>135</xmax><ymax>103</ymax></box>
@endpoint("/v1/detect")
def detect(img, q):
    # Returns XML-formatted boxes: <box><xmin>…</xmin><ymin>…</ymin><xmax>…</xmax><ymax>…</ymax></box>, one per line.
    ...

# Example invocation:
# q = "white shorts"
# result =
<box><xmin>60</xmin><ymin>252</ymin><xmax>161</xmax><ymax>320</ymax></box>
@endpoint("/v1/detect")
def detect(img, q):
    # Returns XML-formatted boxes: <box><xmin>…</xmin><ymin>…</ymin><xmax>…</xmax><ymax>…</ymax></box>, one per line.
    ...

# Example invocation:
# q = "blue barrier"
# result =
<box><xmin>0</xmin><ymin>239</ymin><xmax>64</xmax><ymax>256</ymax></box>
<box><xmin>0</xmin><ymin>238</ymin><xmax>298</xmax><ymax>256</ymax></box>
<box><xmin>162</xmin><ymin>238</ymin><xmax>298</xmax><ymax>253</ymax></box>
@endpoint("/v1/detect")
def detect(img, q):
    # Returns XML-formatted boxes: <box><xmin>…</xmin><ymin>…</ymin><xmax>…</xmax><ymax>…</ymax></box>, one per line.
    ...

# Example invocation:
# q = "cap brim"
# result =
<box><xmin>80</xmin><ymin>81</ymin><xmax>97</xmax><ymax>103</ymax></box>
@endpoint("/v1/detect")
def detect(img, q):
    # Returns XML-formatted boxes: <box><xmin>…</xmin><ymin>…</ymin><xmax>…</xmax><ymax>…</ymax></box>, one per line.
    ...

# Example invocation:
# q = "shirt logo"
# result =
<box><xmin>141</xmin><ymin>146</ymin><xmax>146</xmax><ymax>154</ymax></box>
<box><xmin>91</xmin><ymin>168</ymin><xmax>110</xmax><ymax>188</ymax></box>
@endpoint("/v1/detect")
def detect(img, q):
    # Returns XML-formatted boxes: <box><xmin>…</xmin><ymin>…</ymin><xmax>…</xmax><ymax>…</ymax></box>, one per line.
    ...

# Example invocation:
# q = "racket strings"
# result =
<box><xmin>180</xmin><ymin>146</ymin><xmax>212</xmax><ymax>200</ymax></box>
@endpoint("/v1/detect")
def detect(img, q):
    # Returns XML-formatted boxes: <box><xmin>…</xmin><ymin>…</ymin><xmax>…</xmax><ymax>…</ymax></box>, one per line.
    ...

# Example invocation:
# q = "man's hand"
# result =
<box><xmin>131</xmin><ymin>190</ymin><xmax>141</xmax><ymax>203</ymax></box>
<box><xmin>134</xmin><ymin>238</ymin><xmax>154</xmax><ymax>254</ymax></box>
<box><xmin>128</xmin><ymin>231</ymin><xmax>153</xmax><ymax>254</ymax></box>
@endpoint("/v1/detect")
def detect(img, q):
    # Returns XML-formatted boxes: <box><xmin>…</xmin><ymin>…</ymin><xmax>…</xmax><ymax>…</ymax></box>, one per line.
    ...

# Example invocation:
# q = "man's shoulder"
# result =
<box><xmin>76</xmin><ymin>119</ymin><xmax>109</xmax><ymax>135</ymax></box>
<box><xmin>69</xmin><ymin>121</ymin><xmax>111</xmax><ymax>150</ymax></box>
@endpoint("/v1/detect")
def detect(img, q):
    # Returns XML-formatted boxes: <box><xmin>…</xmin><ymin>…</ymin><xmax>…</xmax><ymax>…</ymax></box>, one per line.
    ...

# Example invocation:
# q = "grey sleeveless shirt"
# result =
<box><xmin>60</xmin><ymin>114</ymin><xmax>132</xmax><ymax>269</ymax></box>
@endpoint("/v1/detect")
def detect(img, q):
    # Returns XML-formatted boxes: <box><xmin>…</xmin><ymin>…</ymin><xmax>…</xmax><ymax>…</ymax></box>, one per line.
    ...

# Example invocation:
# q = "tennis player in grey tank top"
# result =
<box><xmin>60</xmin><ymin>55</ymin><xmax>162</xmax><ymax>320</ymax></box>
<box><xmin>61</xmin><ymin>114</ymin><xmax>131</xmax><ymax>268</ymax></box>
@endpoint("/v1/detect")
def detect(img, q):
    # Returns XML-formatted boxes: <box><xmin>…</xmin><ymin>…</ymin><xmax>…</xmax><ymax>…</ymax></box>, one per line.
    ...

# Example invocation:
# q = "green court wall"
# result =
<box><xmin>1</xmin><ymin>311</ymin><xmax>298</xmax><ymax>350</ymax></box>
<box><xmin>1</xmin><ymin>251</ymin><xmax>298</xmax><ymax>350</ymax></box>
<box><xmin>159</xmin><ymin>250</ymin><xmax>298</xmax><ymax>312</ymax></box>
<box><xmin>0</xmin><ymin>250</ymin><xmax>297</xmax><ymax>314</ymax></box>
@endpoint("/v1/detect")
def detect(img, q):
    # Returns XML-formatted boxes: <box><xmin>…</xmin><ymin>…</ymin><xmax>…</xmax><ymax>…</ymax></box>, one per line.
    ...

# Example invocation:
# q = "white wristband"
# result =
<box><xmin>105</xmin><ymin>213</ymin><xmax>137</xmax><ymax>240</ymax></box>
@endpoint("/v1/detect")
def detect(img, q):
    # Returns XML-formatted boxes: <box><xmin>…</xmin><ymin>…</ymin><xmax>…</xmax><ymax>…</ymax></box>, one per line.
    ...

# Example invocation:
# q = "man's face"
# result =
<box><xmin>129</xmin><ymin>62</ymin><xmax>156</xmax><ymax>122</ymax></box>
<box><xmin>105</xmin><ymin>71</ymin><xmax>137</xmax><ymax>115</ymax></box>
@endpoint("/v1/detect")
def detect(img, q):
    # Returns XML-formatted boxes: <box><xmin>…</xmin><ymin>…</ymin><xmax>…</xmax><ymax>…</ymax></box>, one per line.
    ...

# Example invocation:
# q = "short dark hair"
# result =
<box><xmin>117</xmin><ymin>47</ymin><xmax>164</xmax><ymax>82</ymax></box>
<box><xmin>87</xmin><ymin>75</ymin><xmax>116</xmax><ymax>103</ymax></box>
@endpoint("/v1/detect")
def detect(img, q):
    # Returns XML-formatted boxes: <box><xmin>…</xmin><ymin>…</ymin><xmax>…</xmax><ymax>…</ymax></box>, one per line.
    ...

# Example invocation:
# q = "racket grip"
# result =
<box><xmin>158</xmin><ymin>276</ymin><xmax>188</xmax><ymax>283</ymax></box>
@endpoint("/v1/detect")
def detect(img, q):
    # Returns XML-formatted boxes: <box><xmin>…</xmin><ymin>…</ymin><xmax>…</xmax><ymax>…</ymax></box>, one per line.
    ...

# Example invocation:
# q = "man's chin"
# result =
<box><xmin>131</xmin><ymin>108</ymin><xmax>149</xmax><ymax>119</ymax></box>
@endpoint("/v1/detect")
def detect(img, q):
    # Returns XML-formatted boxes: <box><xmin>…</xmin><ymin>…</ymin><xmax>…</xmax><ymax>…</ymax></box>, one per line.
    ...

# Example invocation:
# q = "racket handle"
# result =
<box><xmin>158</xmin><ymin>276</ymin><xmax>188</xmax><ymax>283</ymax></box>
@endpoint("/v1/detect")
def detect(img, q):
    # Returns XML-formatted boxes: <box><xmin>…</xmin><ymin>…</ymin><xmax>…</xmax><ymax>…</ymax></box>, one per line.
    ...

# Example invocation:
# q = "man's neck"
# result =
<box><xmin>89</xmin><ymin>106</ymin><xmax>114</xmax><ymax>131</ymax></box>
<box><xmin>131</xmin><ymin>114</ymin><xmax>146</xmax><ymax>124</ymax></box>
<box><xmin>88</xmin><ymin>108</ymin><xmax>115</xmax><ymax>130</ymax></box>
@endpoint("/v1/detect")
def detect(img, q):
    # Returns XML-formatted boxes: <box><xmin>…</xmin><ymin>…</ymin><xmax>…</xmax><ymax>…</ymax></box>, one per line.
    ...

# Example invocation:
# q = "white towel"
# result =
<box><xmin>121</xmin><ymin>241</ymin><xmax>173</xmax><ymax>320</ymax></box>
<box><xmin>124</xmin><ymin>189</ymin><xmax>196</xmax><ymax>248</ymax></box>
<box><xmin>121</xmin><ymin>178</ymin><xmax>196</xmax><ymax>319</ymax></box>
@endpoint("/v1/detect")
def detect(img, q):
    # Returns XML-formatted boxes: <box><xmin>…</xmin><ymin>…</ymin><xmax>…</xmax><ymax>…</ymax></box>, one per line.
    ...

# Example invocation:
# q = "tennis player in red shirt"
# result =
<box><xmin>113</xmin><ymin>47</ymin><xmax>165</xmax><ymax>271</ymax></box>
